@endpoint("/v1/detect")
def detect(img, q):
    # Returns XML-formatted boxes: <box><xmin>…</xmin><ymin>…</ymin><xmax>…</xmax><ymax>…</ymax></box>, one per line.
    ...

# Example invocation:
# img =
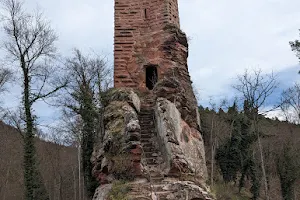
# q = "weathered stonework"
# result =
<box><xmin>92</xmin><ymin>0</ymin><xmax>214</xmax><ymax>199</ymax></box>
<box><xmin>114</xmin><ymin>0</ymin><xmax>198</xmax><ymax>129</ymax></box>
<box><xmin>91</xmin><ymin>89</ymin><xmax>143</xmax><ymax>184</ymax></box>
<box><xmin>114</xmin><ymin>0</ymin><xmax>182</xmax><ymax>90</ymax></box>
<box><xmin>155</xmin><ymin>98</ymin><xmax>207</xmax><ymax>182</ymax></box>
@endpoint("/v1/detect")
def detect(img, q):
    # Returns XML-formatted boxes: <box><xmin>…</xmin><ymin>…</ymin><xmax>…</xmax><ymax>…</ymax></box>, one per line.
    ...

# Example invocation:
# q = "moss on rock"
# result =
<box><xmin>108</xmin><ymin>181</ymin><xmax>130</xmax><ymax>200</ymax></box>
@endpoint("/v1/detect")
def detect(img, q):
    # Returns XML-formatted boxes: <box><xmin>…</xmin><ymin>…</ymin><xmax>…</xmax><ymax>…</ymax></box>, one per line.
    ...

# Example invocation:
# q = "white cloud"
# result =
<box><xmin>264</xmin><ymin>106</ymin><xmax>300</xmax><ymax>124</ymax></box>
<box><xmin>179</xmin><ymin>0</ymin><xmax>300</xmax><ymax>100</ymax></box>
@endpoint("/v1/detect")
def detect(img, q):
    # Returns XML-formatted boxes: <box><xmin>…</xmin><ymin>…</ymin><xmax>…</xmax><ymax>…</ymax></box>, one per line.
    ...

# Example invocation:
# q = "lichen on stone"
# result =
<box><xmin>91</xmin><ymin>89</ymin><xmax>142</xmax><ymax>186</ymax></box>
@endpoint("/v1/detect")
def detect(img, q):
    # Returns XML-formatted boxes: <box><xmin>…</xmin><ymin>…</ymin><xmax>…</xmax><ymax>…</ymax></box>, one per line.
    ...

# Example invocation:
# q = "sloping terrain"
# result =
<box><xmin>200</xmin><ymin>109</ymin><xmax>300</xmax><ymax>199</ymax></box>
<box><xmin>0</xmin><ymin>121</ymin><xmax>80</xmax><ymax>200</ymax></box>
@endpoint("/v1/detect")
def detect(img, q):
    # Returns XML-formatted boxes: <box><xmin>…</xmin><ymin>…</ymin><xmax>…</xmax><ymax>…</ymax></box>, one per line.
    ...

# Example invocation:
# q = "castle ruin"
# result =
<box><xmin>91</xmin><ymin>1</ymin><xmax>214</xmax><ymax>199</ymax></box>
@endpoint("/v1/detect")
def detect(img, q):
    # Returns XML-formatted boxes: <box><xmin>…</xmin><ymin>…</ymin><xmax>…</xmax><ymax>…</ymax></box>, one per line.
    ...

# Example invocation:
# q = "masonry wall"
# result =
<box><xmin>114</xmin><ymin>0</ymin><xmax>180</xmax><ymax>89</ymax></box>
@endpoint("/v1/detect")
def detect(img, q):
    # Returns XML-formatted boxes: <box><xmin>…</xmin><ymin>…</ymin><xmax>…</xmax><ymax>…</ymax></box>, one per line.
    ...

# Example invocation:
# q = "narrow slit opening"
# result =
<box><xmin>144</xmin><ymin>8</ymin><xmax>148</xmax><ymax>19</ymax></box>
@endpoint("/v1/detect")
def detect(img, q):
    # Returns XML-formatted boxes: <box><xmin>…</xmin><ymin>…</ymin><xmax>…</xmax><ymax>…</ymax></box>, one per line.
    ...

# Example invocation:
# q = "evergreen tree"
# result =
<box><xmin>216</xmin><ymin>102</ymin><xmax>260</xmax><ymax>199</ymax></box>
<box><xmin>276</xmin><ymin>142</ymin><xmax>300</xmax><ymax>200</ymax></box>
<box><xmin>290</xmin><ymin>31</ymin><xmax>300</xmax><ymax>74</ymax></box>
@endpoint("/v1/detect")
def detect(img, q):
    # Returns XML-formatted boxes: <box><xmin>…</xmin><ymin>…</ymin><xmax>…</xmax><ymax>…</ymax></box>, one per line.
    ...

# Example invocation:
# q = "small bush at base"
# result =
<box><xmin>108</xmin><ymin>181</ymin><xmax>130</xmax><ymax>200</ymax></box>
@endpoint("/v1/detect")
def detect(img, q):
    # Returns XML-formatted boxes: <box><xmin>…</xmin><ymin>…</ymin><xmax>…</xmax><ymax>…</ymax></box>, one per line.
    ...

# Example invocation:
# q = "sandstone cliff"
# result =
<box><xmin>91</xmin><ymin>88</ymin><xmax>214</xmax><ymax>200</ymax></box>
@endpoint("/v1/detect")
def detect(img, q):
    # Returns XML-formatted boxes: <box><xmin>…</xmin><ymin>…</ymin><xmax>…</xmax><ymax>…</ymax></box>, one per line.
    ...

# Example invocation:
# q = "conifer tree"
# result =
<box><xmin>275</xmin><ymin>142</ymin><xmax>300</xmax><ymax>200</ymax></box>
<box><xmin>233</xmin><ymin>69</ymin><xmax>277</xmax><ymax>200</ymax></box>
<box><xmin>290</xmin><ymin>31</ymin><xmax>300</xmax><ymax>73</ymax></box>
<box><xmin>215</xmin><ymin>102</ymin><xmax>260</xmax><ymax>199</ymax></box>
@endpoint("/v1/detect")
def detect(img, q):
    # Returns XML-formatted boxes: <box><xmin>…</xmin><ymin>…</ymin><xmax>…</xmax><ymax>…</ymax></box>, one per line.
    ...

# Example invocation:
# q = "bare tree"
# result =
<box><xmin>233</xmin><ymin>68</ymin><xmax>278</xmax><ymax>200</ymax></box>
<box><xmin>233</xmin><ymin>69</ymin><xmax>277</xmax><ymax>112</ymax></box>
<box><xmin>1</xmin><ymin>0</ymin><xmax>66</xmax><ymax>199</ymax></box>
<box><xmin>61</xmin><ymin>49</ymin><xmax>111</xmax><ymax>198</ymax></box>
<box><xmin>280</xmin><ymin>83</ymin><xmax>300</xmax><ymax>124</ymax></box>
<box><xmin>207</xmin><ymin>98</ymin><xmax>228</xmax><ymax>186</ymax></box>
<box><xmin>0</xmin><ymin>67</ymin><xmax>12</xmax><ymax>93</ymax></box>
<box><xmin>0</xmin><ymin>67</ymin><xmax>12</xmax><ymax>116</ymax></box>
<box><xmin>54</xmin><ymin>112</ymin><xmax>84</xmax><ymax>200</ymax></box>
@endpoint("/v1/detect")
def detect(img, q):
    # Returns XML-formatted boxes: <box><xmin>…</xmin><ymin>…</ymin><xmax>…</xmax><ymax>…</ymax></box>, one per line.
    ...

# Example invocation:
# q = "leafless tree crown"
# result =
<box><xmin>0</xmin><ymin>67</ymin><xmax>12</xmax><ymax>93</ymax></box>
<box><xmin>233</xmin><ymin>69</ymin><xmax>278</xmax><ymax>112</ymax></box>
<box><xmin>280</xmin><ymin>83</ymin><xmax>300</xmax><ymax>123</ymax></box>
<box><xmin>1</xmin><ymin>0</ymin><xmax>65</xmax><ymax>105</ymax></box>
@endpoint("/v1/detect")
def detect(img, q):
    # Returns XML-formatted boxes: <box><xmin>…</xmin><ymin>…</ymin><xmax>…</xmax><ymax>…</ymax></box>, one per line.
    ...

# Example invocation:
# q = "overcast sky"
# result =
<box><xmin>1</xmin><ymin>0</ymin><xmax>300</xmax><ymax>125</ymax></box>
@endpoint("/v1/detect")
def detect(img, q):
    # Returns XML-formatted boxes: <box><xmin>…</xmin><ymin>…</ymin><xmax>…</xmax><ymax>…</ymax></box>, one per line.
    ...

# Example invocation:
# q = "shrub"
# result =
<box><xmin>108</xmin><ymin>181</ymin><xmax>130</xmax><ymax>200</ymax></box>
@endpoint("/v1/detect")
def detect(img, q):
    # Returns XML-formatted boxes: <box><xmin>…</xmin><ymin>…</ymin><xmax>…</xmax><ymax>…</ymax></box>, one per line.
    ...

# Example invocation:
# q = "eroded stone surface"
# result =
<box><xmin>153</xmin><ymin>73</ymin><xmax>199</xmax><ymax>130</ymax></box>
<box><xmin>92</xmin><ymin>0</ymin><xmax>214</xmax><ymax>198</ymax></box>
<box><xmin>91</xmin><ymin>89</ymin><xmax>142</xmax><ymax>184</ymax></box>
<box><xmin>114</xmin><ymin>0</ymin><xmax>180</xmax><ymax>89</ymax></box>
<box><xmin>155</xmin><ymin>98</ymin><xmax>208</xmax><ymax>182</ymax></box>
<box><xmin>92</xmin><ymin>184</ymin><xmax>112</xmax><ymax>200</ymax></box>
<box><xmin>92</xmin><ymin>91</ymin><xmax>213</xmax><ymax>200</ymax></box>
<box><xmin>153</xmin><ymin>180</ymin><xmax>214</xmax><ymax>200</ymax></box>
<box><xmin>127</xmin><ymin>179</ymin><xmax>214</xmax><ymax>200</ymax></box>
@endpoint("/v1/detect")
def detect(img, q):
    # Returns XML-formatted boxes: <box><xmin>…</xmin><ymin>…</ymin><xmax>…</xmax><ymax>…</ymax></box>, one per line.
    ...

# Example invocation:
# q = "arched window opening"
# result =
<box><xmin>145</xmin><ymin>65</ymin><xmax>158</xmax><ymax>90</ymax></box>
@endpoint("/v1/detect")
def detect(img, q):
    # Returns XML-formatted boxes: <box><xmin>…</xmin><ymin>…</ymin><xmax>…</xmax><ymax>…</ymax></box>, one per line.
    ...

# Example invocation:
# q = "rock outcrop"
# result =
<box><xmin>91</xmin><ymin>89</ymin><xmax>143</xmax><ymax>185</ymax></box>
<box><xmin>93</xmin><ymin>1</ymin><xmax>214</xmax><ymax>198</ymax></box>
<box><xmin>91</xmin><ymin>89</ymin><xmax>214</xmax><ymax>200</ymax></box>
<box><xmin>155</xmin><ymin>98</ymin><xmax>207</xmax><ymax>182</ymax></box>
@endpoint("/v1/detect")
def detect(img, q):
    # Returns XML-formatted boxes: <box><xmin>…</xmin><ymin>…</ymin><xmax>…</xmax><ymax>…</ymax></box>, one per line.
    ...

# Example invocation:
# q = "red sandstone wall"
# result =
<box><xmin>114</xmin><ymin>0</ymin><xmax>180</xmax><ymax>89</ymax></box>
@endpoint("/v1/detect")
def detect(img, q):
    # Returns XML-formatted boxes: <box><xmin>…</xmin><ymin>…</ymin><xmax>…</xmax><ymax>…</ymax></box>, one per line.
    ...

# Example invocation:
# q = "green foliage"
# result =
<box><xmin>240</xmin><ymin>159</ymin><xmax>261</xmax><ymax>200</ymax></box>
<box><xmin>228</xmin><ymin>102</ymin><xmax>238</xmax><ymax>116</ymax></box>
<box><xmin>64</xmin><ymin>49</ymin><xmax>112</xmax><ymax>198</ymax></box>
<box><xmin>103</xmin><ymin>133</ymin><xmax>135</xmax><ymax>181</ymax></box>
<box><xmin>276</xmin><ymin>143</ymin><xmax>300</xmax><ymax>200</ymax></box>
<box><xmin>215</xmin><ymin>102</ymin><xmax>260</xmax><ymax>199</ymax></box>
<box><xmin>24</xmin><ymin>134</ymin><xmax>49</xmax><ymax>200</ymax></box>
<box><xmin>108</xmin><ymin>181</ymin><xmax>130</xmax><ymax>200</ymax></box>
<box><xmin>103</xmin><ymin>88</ymin><xmax>131</xmax><ymax>106</ymax></box>
<box><xmin>215</xmin><ymin>136</ymin><xmax>241</xmax><ymax>183</ymax></box>
<box><xmin>290</xmin><ymin>32</ymin><xmax>300</xmax><ymax>73</ymax></box>
<box><xmin>79</xmin><ymin>87</ymin><xmax>99</xmax><ymax>198</ymax></box>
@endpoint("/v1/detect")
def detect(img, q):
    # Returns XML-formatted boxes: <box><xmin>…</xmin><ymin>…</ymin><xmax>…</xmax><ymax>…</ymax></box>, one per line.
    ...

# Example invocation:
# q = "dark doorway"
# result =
<box><xmin>146</xmin><ymin>65</ymin><xmax>158</xmax><ymax>90</ymax></box>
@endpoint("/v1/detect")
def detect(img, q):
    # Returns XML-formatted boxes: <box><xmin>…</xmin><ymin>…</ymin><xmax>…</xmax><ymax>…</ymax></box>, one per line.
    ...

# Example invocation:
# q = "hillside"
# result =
<box><xmin>200</xmin><ymin>108</ymin><xmax>300</xmax><ymax>200</ymax></box>
<box><xmin>1</xmin><ymin>108</ymin><xmax>300</xmax><ymax>200</ymax></box>
<box><xmin>0</xmin><ymin>121</ymin><xmax>80</xmax><ymax>200</ymax></box>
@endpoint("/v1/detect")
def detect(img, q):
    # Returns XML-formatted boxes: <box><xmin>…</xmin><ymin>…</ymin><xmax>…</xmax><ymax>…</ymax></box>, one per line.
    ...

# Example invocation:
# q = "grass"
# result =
<box><xmin>211</xmin><ymin>182</ymin><xmax>252</xmax><ymax>200</ymax></box>
<box><xmin>108</xmin><ymin>181</ymin><xmax>130</xmax><ymax>200</ymax></box>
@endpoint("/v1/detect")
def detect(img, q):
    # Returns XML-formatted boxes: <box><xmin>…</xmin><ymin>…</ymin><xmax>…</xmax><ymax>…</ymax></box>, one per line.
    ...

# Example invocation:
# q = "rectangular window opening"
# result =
<box><xmin>144</xmin><ymin>8</ymin><xmax>148</xmax><ymax>19</ymax></box>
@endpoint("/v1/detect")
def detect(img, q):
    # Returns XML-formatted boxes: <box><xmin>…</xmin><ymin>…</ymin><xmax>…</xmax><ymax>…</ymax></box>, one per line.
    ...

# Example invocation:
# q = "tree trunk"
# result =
<box><xmin>72</xmin><ymin>167</ymin><xmax>77</xmax><ymax>200</ymax></box>
<box><xmin>78</xmin><ymin>145</ymin><xmax>81</xmax><ymax>200</ymax></box>
<box><xmin>210</xmin><ymin>116</ymin><xmax>215</xmax><ymax>186</ymax></box>
<box><xmin>59</xmin><ymin>175</ymin><xmax>62</xmax><ymax>200</ymax></box>
<box><xmin>23</xmin><ymin>67</ymin><xmax>49</xmax><ymax>200</ymax></box>
<box><xmin>23</xmin><ymin>68</ymin><xmax>36</xmax><ymax>200</ymax></box>
<box><xmin>255</xmin><ymin>119</ymin><xmax>269</xmax><ymax>200</ymax></box>
<box><xmin>1</xmin><ymin>167</ymin><xmax>10</xmax><ymax>200</ymax></box>
<box><xmin>211</xmin><ymin>143</ymin><xmax>215</xmax><ymax>187</ymax></box>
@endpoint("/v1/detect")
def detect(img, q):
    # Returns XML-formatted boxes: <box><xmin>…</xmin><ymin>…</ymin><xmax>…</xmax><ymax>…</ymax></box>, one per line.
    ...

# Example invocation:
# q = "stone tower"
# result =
<box><xmin>92</xmin><ymin>1</ymin><xmax>214</xmax><ymax>199</ymax></box>
<box><xmin>114</xmin><ymin>0</ymin><xmax>181</xmax><ymax>90</ymax></box>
